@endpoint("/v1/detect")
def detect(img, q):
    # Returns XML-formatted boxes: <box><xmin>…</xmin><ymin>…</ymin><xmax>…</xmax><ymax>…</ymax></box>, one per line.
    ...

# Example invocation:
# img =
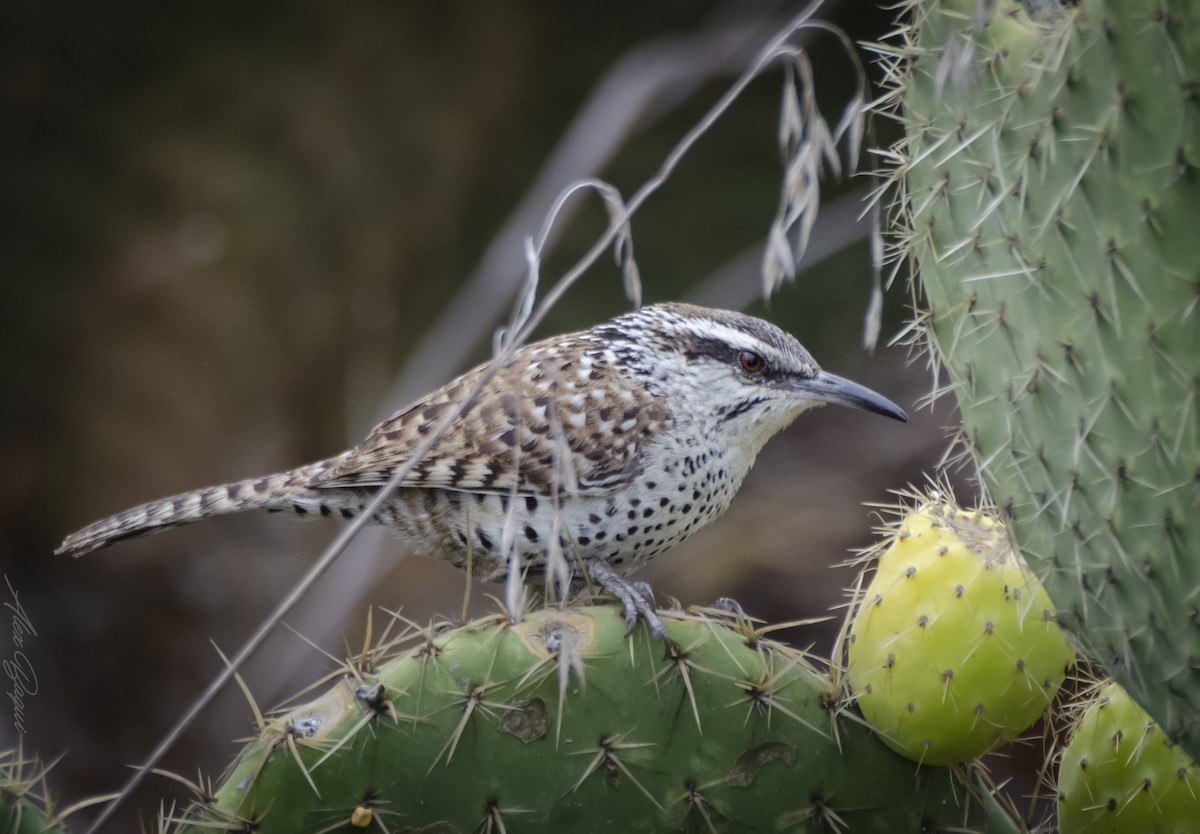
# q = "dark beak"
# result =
<box><xmin>795</xmin><ymin>370</ymin><xmax>908</xmax><ymax>422</ymax></box>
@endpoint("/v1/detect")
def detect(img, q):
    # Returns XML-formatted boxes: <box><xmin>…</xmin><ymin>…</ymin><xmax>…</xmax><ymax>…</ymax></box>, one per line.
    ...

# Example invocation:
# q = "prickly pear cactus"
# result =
<box><xmin>163</xmin><ymin>606</ymin><xmax>1015</xmax><ymax>833</ymax></box>
<box><xmin>847</xmin><ymin>500</ymin><xmax>1074</xmax><ymax>765</ymax></box>
<box><xmin>0</xmin><ymin>750</ymin><xmax>68</xmax><ymax>834</ymax></box>
<box><xmin>1058</xmin><ymin>680</ymin><xmax>1200</xmax><ymax>834</ymax></box>
<box><xmin>0</xmin><ymin>800</ymin><xmax>61</xmax><ymax>834</ymax></box>
<box><xmin>892</xmin><ymin>0</ymin><xmax>1200</xmax><ymax>753</ymax></box>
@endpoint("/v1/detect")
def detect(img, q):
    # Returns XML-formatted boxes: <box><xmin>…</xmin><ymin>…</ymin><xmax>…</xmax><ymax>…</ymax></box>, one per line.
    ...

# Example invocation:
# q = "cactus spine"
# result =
<box><xmin>891</xmin><ymin>0</ymin><xmax>1200</xmax><ymax>754</ymax></box>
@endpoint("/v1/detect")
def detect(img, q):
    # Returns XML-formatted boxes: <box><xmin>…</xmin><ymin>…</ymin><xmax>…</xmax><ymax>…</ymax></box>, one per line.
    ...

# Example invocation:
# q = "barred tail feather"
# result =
<box><xmin>56</xmin><ymin>464</ymin><xmax>331</xmax><ymax>557</ymax></box>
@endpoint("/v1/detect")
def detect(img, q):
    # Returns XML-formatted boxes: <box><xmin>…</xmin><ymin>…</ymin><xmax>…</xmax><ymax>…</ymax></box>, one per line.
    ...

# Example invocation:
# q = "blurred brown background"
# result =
<box><xmin>0</xmin><ymin>0</ymin><xmax>971</xmax><ymax>828</ymax></box>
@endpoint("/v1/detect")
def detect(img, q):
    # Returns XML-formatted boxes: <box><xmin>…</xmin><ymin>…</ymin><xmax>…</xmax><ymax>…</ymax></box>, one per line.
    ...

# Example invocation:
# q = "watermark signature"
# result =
<box><xmin>3</xmin><ymin>575</ymin><xmax>37</xmax><ymax>733</ymax></box>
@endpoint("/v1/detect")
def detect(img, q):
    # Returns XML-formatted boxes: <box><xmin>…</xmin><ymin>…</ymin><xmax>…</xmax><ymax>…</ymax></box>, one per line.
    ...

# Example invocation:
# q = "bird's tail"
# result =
<box><xmin>56</xmin><ymin>461</ymin><xmax>337</xmax><ymax>557</ymax></box>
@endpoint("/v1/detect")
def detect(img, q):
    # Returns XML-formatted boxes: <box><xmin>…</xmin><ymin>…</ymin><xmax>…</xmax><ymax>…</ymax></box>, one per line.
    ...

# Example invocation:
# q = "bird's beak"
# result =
<box><xmin>793</xmin><ymin>371</ymin><xmax>908</xmax><ymax>422</ymax></box>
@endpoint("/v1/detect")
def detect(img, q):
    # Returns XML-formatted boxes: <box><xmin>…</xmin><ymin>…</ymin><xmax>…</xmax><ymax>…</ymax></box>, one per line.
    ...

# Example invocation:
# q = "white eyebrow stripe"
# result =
<box><xmin>680</xmin><ymin>320</ymin><xmax>787</xmax><ymax>361</ymax></box>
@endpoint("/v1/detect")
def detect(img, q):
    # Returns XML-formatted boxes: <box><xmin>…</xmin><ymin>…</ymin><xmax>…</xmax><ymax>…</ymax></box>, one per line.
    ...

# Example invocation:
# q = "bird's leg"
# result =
<box><xmin>583</xmin><ymin>558</ymin><xmax>665</xmax><ymax>640</ymax></box>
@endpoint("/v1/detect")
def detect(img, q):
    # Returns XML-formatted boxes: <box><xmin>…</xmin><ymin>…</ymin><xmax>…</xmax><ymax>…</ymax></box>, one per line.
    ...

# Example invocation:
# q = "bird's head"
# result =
<box><xmin>611</xmin><ymin>302</ymin><xmax>907</xmax><ymax>458</ymax></box>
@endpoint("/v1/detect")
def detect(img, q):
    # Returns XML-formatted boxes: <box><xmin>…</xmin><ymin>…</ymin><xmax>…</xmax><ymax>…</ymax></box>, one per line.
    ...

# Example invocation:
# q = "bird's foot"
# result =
<box><xmin>710</xmin><ymin>596</ymin><xmax>745</xmax><ymax>616</ymax></box>
<box><xmin>584</xmin><ymin>559</ymin><xmax>665</xmax><ymax>640</ymax></box>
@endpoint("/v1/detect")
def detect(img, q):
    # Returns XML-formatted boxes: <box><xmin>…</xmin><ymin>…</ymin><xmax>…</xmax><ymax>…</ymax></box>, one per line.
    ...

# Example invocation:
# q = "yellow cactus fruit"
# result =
<box><xmin>1058</xmin><ymin>680</ymin><xmax>1200</xmax><ymax>834</ymax></box>
<box><xmin>847</xmin><ymin>501</ymin><xmax>1074</xmax><ymax>765</ymax></box>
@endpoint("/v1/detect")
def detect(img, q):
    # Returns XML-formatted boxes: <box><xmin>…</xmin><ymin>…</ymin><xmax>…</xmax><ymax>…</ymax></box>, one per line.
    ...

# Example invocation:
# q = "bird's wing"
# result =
<box><xmin>312</xmin><ymin>340</ymin><xmax>672</xmax><ymax>497</ymax></box>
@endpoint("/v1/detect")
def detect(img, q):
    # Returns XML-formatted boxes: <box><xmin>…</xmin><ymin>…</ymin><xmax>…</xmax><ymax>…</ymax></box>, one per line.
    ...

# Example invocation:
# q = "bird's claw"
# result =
<box><xmin>585</xmin><ymin>559</ymin><xmax>666</xmax><ymax>640</ymax></box>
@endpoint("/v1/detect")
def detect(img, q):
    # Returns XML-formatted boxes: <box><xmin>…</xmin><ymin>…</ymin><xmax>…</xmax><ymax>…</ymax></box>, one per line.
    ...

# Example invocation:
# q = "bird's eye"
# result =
<box><xmin>738</xmin><ymin>350</ymin><xmax>765</xmax><ymax>374</ymax></box>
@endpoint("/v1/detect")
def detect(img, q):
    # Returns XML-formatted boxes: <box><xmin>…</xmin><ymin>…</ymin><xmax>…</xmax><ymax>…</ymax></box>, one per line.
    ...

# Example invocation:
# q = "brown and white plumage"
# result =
<box><xmin>57</xmin><ymin>303</ymin><xmax>906</xmax><ymax>632</ymax></box>
<box><xmin>315</xmin><ymin>332</ymin><xmax>672</xmax><ymax>496</ymax></box>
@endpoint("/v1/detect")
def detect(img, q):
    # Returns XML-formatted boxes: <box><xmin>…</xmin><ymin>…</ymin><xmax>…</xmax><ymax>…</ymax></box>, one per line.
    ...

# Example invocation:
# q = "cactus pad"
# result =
<box><xmin>163</xmin><ymin>606</ymin><xmax>1014</xmax><ymax>833</ymax></box>
<box><xmin>893</xmin><ymin>0</ymin><xmax>1200</xmax><ymax>753</ymax></box>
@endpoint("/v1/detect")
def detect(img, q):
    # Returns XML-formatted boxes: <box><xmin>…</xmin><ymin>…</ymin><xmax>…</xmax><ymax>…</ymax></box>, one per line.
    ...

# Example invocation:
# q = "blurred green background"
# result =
<box><xmin>0</xmin><ymin>0</ymin><xmax>967</xmax><ymax>827</ymax></box>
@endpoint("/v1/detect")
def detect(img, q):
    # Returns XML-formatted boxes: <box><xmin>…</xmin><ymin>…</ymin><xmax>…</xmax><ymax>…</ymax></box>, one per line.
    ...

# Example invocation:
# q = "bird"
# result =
<box><xmin>57</xmin><ymin>302</ymin><xmax>906</xmax><ymax>637</ymax></box>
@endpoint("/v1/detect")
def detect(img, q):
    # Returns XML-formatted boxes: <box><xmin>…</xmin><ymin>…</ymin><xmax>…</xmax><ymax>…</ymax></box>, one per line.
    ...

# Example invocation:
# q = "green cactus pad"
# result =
<box><xmin>0</xmin><ymin>802</ymin><xmax>61</xmax><ymax>834</ymax></box>
<box><xmin>163</xmin><ymin>606</ymin><xmax>1016</xmax><ymax>833</ymax></box>
<box><xmin>847</xmin><ymin>502</ymin><xmax>1074</xmax><ymax>765</ymax></box>
<box><xmin>1058</xmin><ymin>680</ymin><xmax>1200</xmax><ymax>834</ymax></box>
<box><xmin>893</xmin><ymin>0</ymin><xmax>1200</xmax><ymax>753</ymax></box>
<box><xmin>0</xmin><ymin>750</ymin><xmax>68</xmax><ymax>834</ymax></box>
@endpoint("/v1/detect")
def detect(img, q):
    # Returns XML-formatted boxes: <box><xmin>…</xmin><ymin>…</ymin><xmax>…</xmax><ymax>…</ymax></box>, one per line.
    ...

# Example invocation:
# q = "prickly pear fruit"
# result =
<box><xmin>1058</xmin><ymin>680</ymin><xmax>1200</xmax><ymax>834</ymax></box>
<box><xmin>848</xmin><ymin>500</ymin><xmax>1074</xmax><ymax>765</ymax></box>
